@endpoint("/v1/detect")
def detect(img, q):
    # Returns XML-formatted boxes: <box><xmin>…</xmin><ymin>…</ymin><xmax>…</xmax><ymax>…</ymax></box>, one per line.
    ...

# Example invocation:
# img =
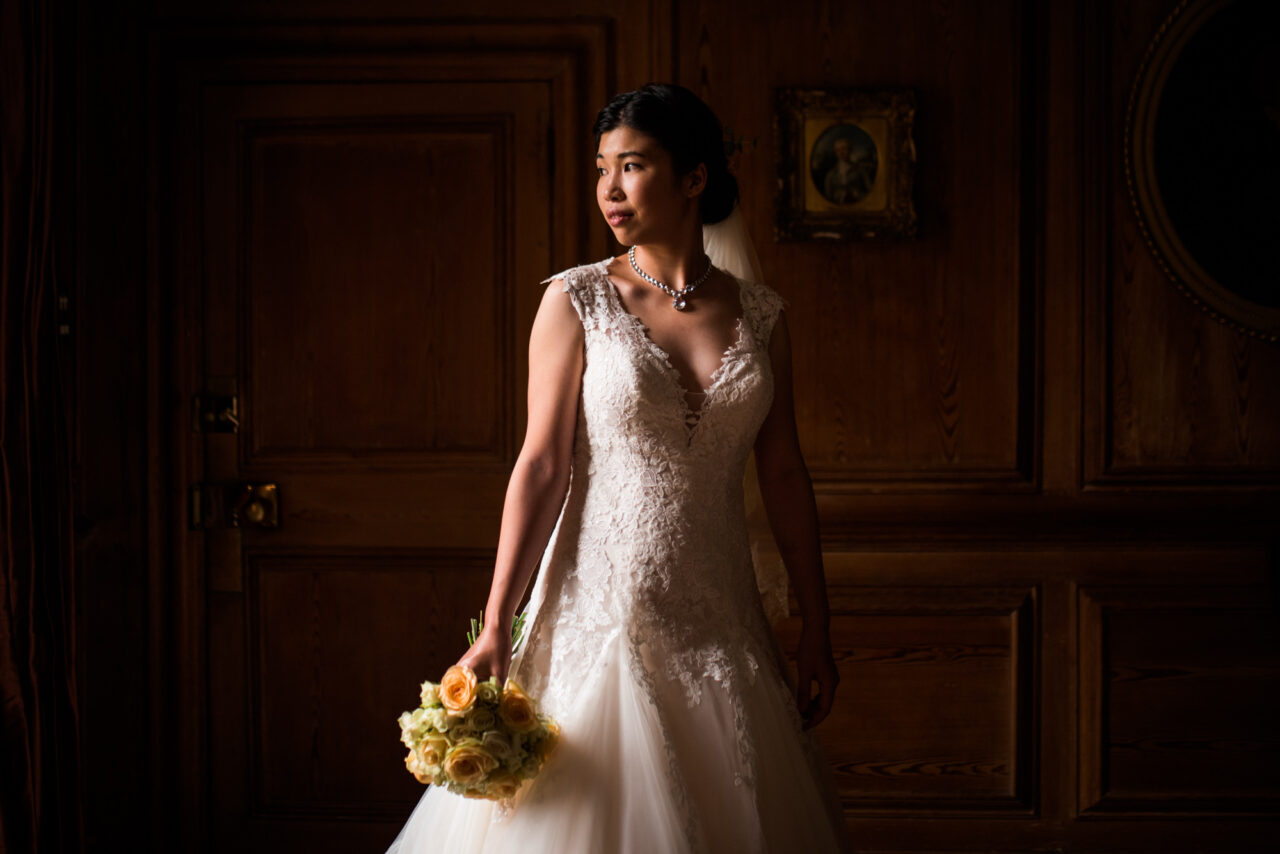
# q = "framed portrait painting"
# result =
<box><xmin>775</xmin><ymin>87</ymin><xmax>918</xmax><ymax>240</ymax></box>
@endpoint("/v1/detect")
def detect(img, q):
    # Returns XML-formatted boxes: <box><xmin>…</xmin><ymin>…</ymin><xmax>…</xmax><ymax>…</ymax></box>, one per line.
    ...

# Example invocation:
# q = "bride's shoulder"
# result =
<box><xmin>737</xmin><ymin>277</ymin><xmax>787</xmax><ymax>324</ymax></box>
<box><xmin>540</xmin><ymin>257</ymin><xmax>613</xmax><ymax>291</ymax></box>
<box><xmin>726</xmin><ymin>276</ymin><xmax>787</xmax><ymax>347</ymax></box>
<box><xmin>539</xmin><ymin>258</ymin><xmax>615</xmax><ymax>328</ymax></box>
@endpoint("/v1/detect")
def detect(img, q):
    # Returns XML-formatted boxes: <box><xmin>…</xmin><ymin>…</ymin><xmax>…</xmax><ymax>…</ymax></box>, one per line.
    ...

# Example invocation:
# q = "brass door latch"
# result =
<box><xmin>230</xmin><ymin>483</ymin><xmax>279</xmax><ymax>528</ymax></box>
<box><xmin>189</xmin><ymin>482</ymin><xmax>280</xmax><ymax>529</ymax></box>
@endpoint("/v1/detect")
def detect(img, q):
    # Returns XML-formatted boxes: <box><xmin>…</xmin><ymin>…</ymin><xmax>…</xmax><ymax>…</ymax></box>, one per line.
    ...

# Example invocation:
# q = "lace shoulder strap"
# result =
<box><xmin>738</xmin><ymin>278</ymin><xmax>791</xmax><ymax>626</ymax></box>
<box><xmin>541</xmin><ymin>259</ymin><xmax>614</xmax><ymax>332</ymax></box>
<box><xmin>738</xmin><ymin>278</ymin><xmax>788</xmax><ymax>346</ymax></box>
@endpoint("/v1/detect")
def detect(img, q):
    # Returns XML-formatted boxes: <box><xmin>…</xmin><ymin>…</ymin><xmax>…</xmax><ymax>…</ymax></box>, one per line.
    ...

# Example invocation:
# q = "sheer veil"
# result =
<box><xmin>703</xmin><ymin>204</ymin><xmax>790</xmax><ymax>628</ymax></box>
<box><xmin>703</xmin><ymin>202</ymin><xmax>765</xmax><ymax>284</ymax></box>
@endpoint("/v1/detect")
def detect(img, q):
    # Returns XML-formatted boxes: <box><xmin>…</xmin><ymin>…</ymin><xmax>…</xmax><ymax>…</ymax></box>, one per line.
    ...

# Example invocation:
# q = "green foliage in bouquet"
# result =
<box><xmin>466</xmin><ymin>610</ymin><xmax>527</xmax><ymax>650</ymax></box>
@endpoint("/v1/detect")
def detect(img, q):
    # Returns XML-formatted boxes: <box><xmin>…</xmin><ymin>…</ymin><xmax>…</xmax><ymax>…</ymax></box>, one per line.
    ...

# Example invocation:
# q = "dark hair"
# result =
<box><xmin>592</xmin><ymin>83</ymin><xmax>738</xmax><ymax>225</ymax></box>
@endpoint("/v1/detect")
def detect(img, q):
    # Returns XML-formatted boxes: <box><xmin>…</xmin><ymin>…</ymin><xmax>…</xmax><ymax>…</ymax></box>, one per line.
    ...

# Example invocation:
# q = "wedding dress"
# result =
<box><xmin>386</xmin><ymin>257</ymin><xmax>851</xmax><ymax>853</ymax></box>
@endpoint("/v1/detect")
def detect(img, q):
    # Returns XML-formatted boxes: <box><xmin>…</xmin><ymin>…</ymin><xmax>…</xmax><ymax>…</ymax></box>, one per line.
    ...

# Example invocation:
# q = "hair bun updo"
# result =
<box><xmin>592</xmin><ymin>83</ymin><xmax>739</xmax><ymax>225</ymax></box>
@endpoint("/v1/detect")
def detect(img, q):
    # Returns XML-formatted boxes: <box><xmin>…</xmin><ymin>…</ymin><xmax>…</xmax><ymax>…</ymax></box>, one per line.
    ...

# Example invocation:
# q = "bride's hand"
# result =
<box><xmin>455</xmin><ymin>622</ymin><xmax>513</xmax><ymax>686</ymax></box>
<box><xmin>795</xmin><ymin>621</ymin><xmax>839</xmax><ymax>730</ymax></box>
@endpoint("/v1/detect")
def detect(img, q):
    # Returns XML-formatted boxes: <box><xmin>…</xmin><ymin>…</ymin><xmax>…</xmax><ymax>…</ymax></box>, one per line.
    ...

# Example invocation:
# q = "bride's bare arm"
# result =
<box><xmin>752</xmin><ymin>311</ymin><xmax>839</xmax><ymax>729</ymax></box>
<box><xmin>457</xmin><ymin>281</ymin><xmax>583</xmax><ymax>684</ymax></box>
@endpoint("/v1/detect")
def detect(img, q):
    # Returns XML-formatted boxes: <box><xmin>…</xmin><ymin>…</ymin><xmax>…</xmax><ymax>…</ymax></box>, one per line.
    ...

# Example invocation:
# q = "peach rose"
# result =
<box><xmin>498</xmin><ymin>681</ymin><xmax>540</xmax><ymax>733</ymax></box>
<box><xmin>439</xmin><ymin>665</ymin><xmax>478</xmax><ymax>714</ymax></box>
<box><xmin>442</xmin><ymin>741</ymin><xmax>499</xmax><ymax>786</ymax></box>
<box><xmin>404</xmin><ymin>747</ymin><xmax>436</xmax><ymax>785</ymax></box>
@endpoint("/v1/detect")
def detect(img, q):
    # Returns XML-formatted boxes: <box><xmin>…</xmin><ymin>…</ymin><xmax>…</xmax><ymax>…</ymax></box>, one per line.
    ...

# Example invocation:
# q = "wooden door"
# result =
<box><xmin>157</xmin><ymin>24</ymin><xmax>610</xmax><ymax>851</ymax></box>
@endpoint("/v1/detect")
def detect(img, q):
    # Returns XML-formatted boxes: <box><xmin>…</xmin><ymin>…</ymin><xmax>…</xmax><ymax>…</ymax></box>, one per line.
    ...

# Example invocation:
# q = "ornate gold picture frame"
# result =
<box><xmin>774</xmin><ymin>87</ymin><xmax>918</xmax><ymax>241</ymax></box>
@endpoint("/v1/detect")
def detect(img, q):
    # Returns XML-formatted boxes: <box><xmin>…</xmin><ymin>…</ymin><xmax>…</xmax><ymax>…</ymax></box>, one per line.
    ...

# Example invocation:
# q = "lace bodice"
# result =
<box><xmin>387</xmin><ymin>259</ymin><xmax>853</xmax><ymax>854</ymax></box>
<box><xmin>511</xmin><ymin>259</ymin><xmax>791</xmax><ymax>737</ymax></box>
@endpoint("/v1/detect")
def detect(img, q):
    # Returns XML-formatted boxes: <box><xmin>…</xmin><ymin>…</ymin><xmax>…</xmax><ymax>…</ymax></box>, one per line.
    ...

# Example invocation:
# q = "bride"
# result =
<box><xmin>387</xmin><ymin>83</ymin><xmax>851</xmax><ymax>853</ymax></box>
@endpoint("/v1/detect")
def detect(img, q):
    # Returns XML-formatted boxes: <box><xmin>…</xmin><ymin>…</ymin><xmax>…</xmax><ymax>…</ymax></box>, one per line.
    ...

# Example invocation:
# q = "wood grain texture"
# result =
<box><xmin>67</xmin><ymin>1</ymin><xmax>1280</xmax><ymax>852</ymax></box>
<box><xmin>148</xmin><ymin>17</ymin><xmax>626</xmax><ymax>851</ymax></box>
<box><xmin>1088</xmin><ymin>0</ymin><xmax>1280</xmax><ymax>485</ymax></box>
<box><xmin>778</xmin><ymin>584</ymin><xmax>1036</xmax><ymax>814</ymax></box>
<box><xmin>1078</xmin><ymin>584</ymin><xmax>1280</xmax><ymax>816</ymax></box>
<box><xmin>680</xmin><ymin>0</ymin><xmax>1038</xmax><ymax>491</ymax></box>
<box><xmin>245</xmin><ymin>552</ymin><xmax>495</xmax><ymax>818</ymax></box>
<box><xmin>244</xmin><ymin>120</ymin><xmax>506</xmax><ymax>458</ymax></box>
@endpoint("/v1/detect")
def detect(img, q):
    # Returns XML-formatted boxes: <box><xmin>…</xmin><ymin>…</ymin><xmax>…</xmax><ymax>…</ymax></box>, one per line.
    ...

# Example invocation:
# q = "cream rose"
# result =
<box><xmin>467</xmin><ymin>707</ymin><xmax>496</xmax><ymax>732</ymax></box>
<box><xmin>420</xmin><ymin>735</ymin><xmax>450</xmax><ymax>767</ymax></box>
<box><xmin>397</xmin><ymin>709</ymin><xmax>423</xmax><ymax>747</ymax></box>
<box><xmin>498</xmin><ymin>681</ymin><xmax>540</xmax><ymax>733</ymax></box>
<box><xmin>442</xmin><ymin>742</ymin><xmax>499</xmax><ymax>786</ymax></box>
<box><xmin>419</xmin><ymin>681</ymin><xmax>441</xmax><ymax>707</ymax></box>
<box><xmin>425</xmin><ymin>707</ymin><xmax>449</xmax><ymax>732</ymax></box>
<box><xmin>439</xmin><ymin>665</ymin><xmax>478</xmax><ymax>714</ymax></box>
<box><xmin>486</xmin><ymin>770</ymin><xmax>522</xmax><ymax>800</ymax></box>
<box><xmin>476</xmin><ymin>680</ymin><xmax>499</xmax><ymax>703</ymax></box>
<box><xmin>404</xmin><ymin>747</ymin><xmax>437</xmax><ymax>785</ymax></box>
<box><xmin>480</xmin><ymin>730</ymin><xmax>513</xmax><ymax>761</ymax></box>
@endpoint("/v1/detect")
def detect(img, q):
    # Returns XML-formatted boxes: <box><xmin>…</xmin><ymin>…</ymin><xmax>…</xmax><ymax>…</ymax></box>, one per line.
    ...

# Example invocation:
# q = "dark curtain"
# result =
<box><xmin>0</xmin><ymin>0</ymin><xmax>83</xmax><ymax>850</ymax></box>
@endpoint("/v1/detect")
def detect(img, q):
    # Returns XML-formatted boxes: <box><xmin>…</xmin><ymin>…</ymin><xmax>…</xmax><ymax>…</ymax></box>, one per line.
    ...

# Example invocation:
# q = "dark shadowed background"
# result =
<box><xmin>3</xmin><ymin>0</ymin><xmax>1278</xmax><ymax>852</ymax></box>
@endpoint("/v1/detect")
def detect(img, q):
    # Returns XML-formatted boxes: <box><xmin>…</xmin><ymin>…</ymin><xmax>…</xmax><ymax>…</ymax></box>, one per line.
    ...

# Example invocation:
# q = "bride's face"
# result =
<box><xmin>596</xmin><ymin>126</ymin><xmax>697</xmax><ymax>246</ymax></box>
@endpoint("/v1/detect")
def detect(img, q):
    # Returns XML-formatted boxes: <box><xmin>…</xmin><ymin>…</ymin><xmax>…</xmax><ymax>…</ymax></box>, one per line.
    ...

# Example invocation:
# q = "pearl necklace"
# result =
<box><xmin>628</xmin><ymin>246</ymin><xmax>714</xmax><ymax>311</ymax></box>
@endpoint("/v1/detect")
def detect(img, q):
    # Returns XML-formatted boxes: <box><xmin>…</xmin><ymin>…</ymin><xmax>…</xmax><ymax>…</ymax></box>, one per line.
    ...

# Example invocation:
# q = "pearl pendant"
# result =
<box><xmin>673</xmin><ymin>297</ymin><xmax>688</xmax><ymax>311</ymax></box>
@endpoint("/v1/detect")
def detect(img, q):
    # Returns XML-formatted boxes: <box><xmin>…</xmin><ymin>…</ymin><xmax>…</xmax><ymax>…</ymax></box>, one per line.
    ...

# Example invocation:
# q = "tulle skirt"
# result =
<box><xmin>384</xmin><ymin>631</ymin><xmax>851</xmax><ymax>853</ymax></box>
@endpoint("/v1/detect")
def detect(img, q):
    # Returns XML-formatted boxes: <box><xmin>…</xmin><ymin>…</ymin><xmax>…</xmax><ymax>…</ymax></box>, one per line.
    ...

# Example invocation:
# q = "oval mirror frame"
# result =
<box><xmin>1125</xmin><ymin>0</ymin><xmax>1280</xmax><ymax>342</ymax></box>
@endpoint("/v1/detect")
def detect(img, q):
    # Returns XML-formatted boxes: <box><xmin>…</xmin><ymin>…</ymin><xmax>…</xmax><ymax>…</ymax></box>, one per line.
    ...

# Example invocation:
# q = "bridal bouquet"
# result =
<box><xmin>398</xmin><ymin>622</ymin><xmax>559</xmax><ymax>800</ymax></box>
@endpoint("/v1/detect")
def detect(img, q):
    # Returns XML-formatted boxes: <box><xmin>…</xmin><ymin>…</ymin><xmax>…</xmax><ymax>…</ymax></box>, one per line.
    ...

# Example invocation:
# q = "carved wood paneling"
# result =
<box><xmin>1086</xmin><ymin>0</ymin><xmax>1280</xmax><ymax>487</ymax></box>
<box><xmin>193</xmin><ymin>51</ymin><xmax>601</xmax><ymax>478</ymax></box>
<box><xmin>778</xmin><ymin>584</ymin><xmax>1037</xmax><ymax>815</ymax></box>
<box><xmin>152</xmin><ymin>19</ymin><xmax>623</xmax><ymax>850</ymax></box>
<box><xmin>1078</xmin><ymin>584</ymin><xmax>1280</xmax><ymax>816</ymax></box>
<box><xmin>195</xmin><ymin>74</ymin><xmax>563</xmax><ymax>594</ymax></box>
<box><xmin>63</xmin><ymin>1</ymin><xmax>1280</xmax><ymax>852</ymax></box>
<box><xmin>244</xmin><ymin>552</ymin><xmax>495</xmax><ymax>819</ymax></box>
<box><xmin>680</xmin><ymin>0</ymin><xmax>1040</xmax><ymax>492</ymax></box>
<box><xmin>243</xmin><ymin>118</ymin><xmax>508</xmax><ymax>460</ymax></box>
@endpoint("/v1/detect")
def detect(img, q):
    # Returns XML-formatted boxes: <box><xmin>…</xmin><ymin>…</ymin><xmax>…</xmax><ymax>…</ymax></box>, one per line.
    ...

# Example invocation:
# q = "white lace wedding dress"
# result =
<box><xmin>386</xmin><ymin>260</ymin><xmax>851</xmax><ymax>853</ymax></box>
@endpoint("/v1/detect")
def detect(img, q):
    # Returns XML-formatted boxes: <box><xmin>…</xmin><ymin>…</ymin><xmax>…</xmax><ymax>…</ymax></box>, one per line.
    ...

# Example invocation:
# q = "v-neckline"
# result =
<box><xmin>598</xmin><ymin>261</ymin><xmax>748</xmax><ymax>429</ymax></box>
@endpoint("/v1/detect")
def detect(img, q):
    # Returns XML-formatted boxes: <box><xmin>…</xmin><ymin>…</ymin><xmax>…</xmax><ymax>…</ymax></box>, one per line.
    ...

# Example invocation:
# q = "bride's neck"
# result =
<box><xmin>631</xmin><ymin>234</ymin><xmax>706</xmax><ymax>288</ymax></box>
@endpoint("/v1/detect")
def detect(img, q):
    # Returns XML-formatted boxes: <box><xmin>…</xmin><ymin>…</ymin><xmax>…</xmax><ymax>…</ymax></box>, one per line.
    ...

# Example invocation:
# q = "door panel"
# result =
<box><xmin>168</xmin><ymin>31</ymin><xmax>608</xmax><ymax>849</ymax></box>
<box><xmin>245</xmin><ymin>121</ymin><xmax>505</xmax><ymax>457</ymax></box>
<box><xmin>247</xmin><ymin>553</ymin><xmax>496</xmax><ymax>811</ymax></box>
<box><xmin>205</xmin><ymin>79</ymin><xmax>544</xmax><ymax>847</ymax></box>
